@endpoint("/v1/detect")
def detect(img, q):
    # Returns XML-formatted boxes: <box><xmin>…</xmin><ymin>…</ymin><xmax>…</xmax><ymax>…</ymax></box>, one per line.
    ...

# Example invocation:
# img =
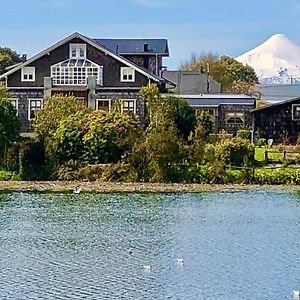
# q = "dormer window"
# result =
<box><xmin>69</xmin><ymin>44</ymin><xmax>86</xmax><ymax>58</ymax></box>
<box><xmin>21</xmin><ymin>67</ymin><xmax>35</xmax><ymax>82</ymax></box>
<box><xmin>121</xmin><ymin>67</ymin><xmax>135</xmax><ymax>82</ymax></box>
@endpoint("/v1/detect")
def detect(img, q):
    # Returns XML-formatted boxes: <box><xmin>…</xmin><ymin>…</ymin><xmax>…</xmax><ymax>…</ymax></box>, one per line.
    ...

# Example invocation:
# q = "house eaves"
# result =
<box><xmin>251</xmin><ymin>96</ymin><xmax>300</xmax><ymax>112</ymax></box>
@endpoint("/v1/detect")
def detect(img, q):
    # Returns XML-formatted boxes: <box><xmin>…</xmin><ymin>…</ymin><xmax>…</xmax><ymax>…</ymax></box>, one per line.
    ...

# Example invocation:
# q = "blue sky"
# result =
<box><xmin>0</xmin><ymin>0</ymin><xmax>299</xmax><ymax>69</ymax></box>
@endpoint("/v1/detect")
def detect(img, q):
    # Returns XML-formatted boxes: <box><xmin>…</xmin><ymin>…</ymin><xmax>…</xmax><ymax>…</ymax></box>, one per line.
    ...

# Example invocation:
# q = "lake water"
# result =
<box><xmin>0</xmin><ymin>190</ymin><xmax>300</xmax><ymax>299</ymax></box>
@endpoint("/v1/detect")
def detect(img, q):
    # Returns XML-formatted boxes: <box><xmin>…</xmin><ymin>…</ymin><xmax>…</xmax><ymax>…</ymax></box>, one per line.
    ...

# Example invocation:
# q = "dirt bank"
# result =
<box><xmin>0</xmin><ymin>181</ymin><xmax>293</xmax><ymax>193</ymax></box>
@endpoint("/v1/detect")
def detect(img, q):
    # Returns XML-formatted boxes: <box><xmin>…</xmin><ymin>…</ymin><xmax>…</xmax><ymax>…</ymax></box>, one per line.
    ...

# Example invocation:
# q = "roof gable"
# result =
<box><xmin>0</xmin><ymin>32</ymin><xmax>165</xmax><ymax>83</ymax></box>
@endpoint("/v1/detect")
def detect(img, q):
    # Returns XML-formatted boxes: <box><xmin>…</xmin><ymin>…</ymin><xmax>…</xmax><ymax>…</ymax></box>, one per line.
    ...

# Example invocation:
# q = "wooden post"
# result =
<box><xmin>264</xmin><ymin>150</ymin><xmax>268</xmax><ymax>163</ymax></box>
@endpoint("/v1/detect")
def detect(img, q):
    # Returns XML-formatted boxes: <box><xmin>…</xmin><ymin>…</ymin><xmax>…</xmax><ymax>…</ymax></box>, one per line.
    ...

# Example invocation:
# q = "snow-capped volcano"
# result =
<box><xmin>236</xmin><ymin>34</ymin><xmax>300</xmax><ymax>84</ymax></box>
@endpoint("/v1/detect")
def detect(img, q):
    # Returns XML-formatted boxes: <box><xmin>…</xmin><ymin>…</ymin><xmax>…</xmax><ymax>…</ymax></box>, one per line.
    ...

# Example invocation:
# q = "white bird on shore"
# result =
<box><xmin>293</xmin><ymin>290</ymin><xmax>300</xmax><ymax>298</ymax></box>
<box><xmin>144</xmin><ymin>265</ymin><xmax>151</xmax><ymax>271</ymax></box>
<box><xmin>73</xmin><ymin>187</ymin><xmax>82</xmax><ymax>194</ymax></box>
<box><xmin>176</xmin><ymin>258</ymin><xmax>184</xmax><ymax>264</ymax></box>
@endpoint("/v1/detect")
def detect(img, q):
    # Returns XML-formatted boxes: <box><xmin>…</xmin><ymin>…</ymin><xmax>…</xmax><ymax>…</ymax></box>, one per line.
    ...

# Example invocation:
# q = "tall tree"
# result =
<box><xmin>0</xmin><ymin>85</ymin><xmax>21</xmax><ymax>160</ymax></box>
<box><xmin>144</xmin><ymin>100</ymin><xmax>184</xmax><ymax>182</ymax></box>
<box><xmin>33</xmin><ymin>94</ymin><xmax>86</xmax><ymax>139</ymax></box>
<box><xmin>140</xmin><ymin>84</ymin><xmax>196</xmax><ymax>139</ymax></box>
<box><xmin>0</xmin><ymin>47</ymin><xmax>21</xmax><ymax>75</ymax></box>
<box><xmin>180</xmin><ymin>52</ymin><xmax>218</xmax><ymax>72</ymax></box>
<box><xmin>180</xmin><ymin>53</ymin><xmax>258</xmax><ymax>91</ymax></box>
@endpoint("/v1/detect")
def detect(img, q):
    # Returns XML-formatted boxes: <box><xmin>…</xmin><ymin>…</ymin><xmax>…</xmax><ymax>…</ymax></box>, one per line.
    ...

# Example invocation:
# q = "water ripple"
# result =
<box><xmin>0</xmin><ymin>190</ymin><xmax>299</xmax><ymax>299</ymax></box>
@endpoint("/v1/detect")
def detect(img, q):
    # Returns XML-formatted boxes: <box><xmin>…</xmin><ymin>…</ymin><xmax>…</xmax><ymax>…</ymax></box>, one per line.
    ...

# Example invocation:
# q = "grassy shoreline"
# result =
<box><xmin>0</xmin><ymin>181</ymin><xmax>297</xmax><ymax>193</ymax></box>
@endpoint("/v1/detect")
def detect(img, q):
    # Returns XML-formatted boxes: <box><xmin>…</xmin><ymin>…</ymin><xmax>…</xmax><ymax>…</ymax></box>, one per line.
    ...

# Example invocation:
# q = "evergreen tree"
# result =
<box><xmin>0</xmin><ymin>47</ymin><xmax>21</xmax><ymax>75</ymax></box>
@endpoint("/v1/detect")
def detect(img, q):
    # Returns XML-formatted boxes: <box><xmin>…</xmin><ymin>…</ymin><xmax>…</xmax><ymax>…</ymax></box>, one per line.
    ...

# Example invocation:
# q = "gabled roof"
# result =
<box><xmin>0</xmin><ymin>32</ymin><xmax>165</xmax><ymax>83</ymax></box>
<box><xmin>252</xmin><ymin>96</ymin><xmax>300</xmax><ymax>112</ymax></box>
<box><xmin>93</xmin><ymin>39</ymin><xmax>169</xmax><ymax>56</ymax></box>
<box><xmin>162</xmin><ymin>70</ymin><xmax>221</xmax><ymax>94</ymax></box>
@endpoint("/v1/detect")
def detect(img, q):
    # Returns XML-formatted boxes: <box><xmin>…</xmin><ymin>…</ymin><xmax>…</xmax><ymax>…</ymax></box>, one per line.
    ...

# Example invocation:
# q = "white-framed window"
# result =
<box><xmin>226</xmin><ymin>112</ymin><xmax>244</xmax><ymax>125</ymax></box>
<box><xmin>8</xmin><ymin>98</ymin><xmax>18</xmax><ymax>115</ymax></box>
<box><xmin>28</xmin><ymin>99</ymin><xmax>43</xmax><ymax>120</ymax></box>
<box><xmin>51</xmin><ymin>59</ymin><xmax>103</xmax><ymax>86</ymax></box>
<box><xmin>120</xmin><ymin>67</ymin><xmax>135</xmax><ymax>82</ymax></box>
<box><xmin>69</xmin><ymin>44</ymin><xmax>86</xmax><ymax>58</ymax></box>
<box><xmin>292</xmin><ymin>104</ymin><xmax>300</xmax><ymax>121</ymax></box>
<box><xmin>96</xmin><ymin>99</ymin><xmax>111</xmax><ymax>112</ymax></box>
<box><xmin>21</xmin><ymin>67</ymin><xmax>35</xmax><ymax>82</ymax></box>
<box><xmin>121</xmin><ymin>99</ymin><xmax>136</xmax><ymax>114</ymax></box>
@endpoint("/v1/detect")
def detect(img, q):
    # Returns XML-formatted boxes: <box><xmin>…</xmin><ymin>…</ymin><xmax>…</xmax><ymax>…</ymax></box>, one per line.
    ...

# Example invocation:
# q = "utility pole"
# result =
<box><xmin>206</xmin><ymin>63</ymin><xmax>210</xmax><ymax>93</ymax></box>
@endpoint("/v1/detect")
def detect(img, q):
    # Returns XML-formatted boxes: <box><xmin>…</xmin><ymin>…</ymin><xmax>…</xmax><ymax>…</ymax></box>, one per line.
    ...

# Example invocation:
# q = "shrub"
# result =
<box><xmin>19</xmin><ymin>139</ymin><xmax>48</xmax><ymax>180</ymax></box>
<box><xmin>101</xmin><ymin>163</ymin><xmax>130</xmax><ymax>182</ymax></box>
<box><xmin>56</xmin><ymin>160</ymin><xmax>110</xmax><ymax>181</ymax></box>
<box><xmin>196</xmin><ymin>111</ymin><xmax>213</xmax><ymax>139</ymax></box>
<box><xmin>216</xmin><ymin>137</ymin><xmax>254</xmax><ymax>167</ymax></box>
<box><xmin>55</xmin><ymin>109</ymin><xmax>141</xmax><ymax>165</ymax></box>
<box><xmin>34</xmin><ymin>94</ymin><xmax>86</xmax><ymax>138</ymax></box>
<box><xmin>164</xmin><ymin>96</ymin><xmax>196</xmax><ymax>139</ymax></box>
<box><xmin>0</xmin><ymin>170</ymin><xmax>20</xmax><ymax>181</ymax></box>
<box><xmin>236</xmin><ymin>128</ymin><xmax>250</xmax><ymax>140</ymax></box>
<box><xmin>254</xmin><ymin>168</ymin><xmax>300</xmax><ymax>185</ymax></box>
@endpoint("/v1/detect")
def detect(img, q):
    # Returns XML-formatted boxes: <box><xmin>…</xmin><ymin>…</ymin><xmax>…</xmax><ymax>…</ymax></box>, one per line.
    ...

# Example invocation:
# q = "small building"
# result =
<box><xmin>162</xmin><ymin>70</ymin><xmax>221</xmax><ymax>94</ymax></box>
<box><xmin>0</xmin><ymin>32</ymin><xmax>170</xmax><ymax>132</ymax></box>
<box><xmin>252</xmin><ymin>97</ymin><xmax>300</xmax><ymax>143</ymax></box>
<box><xmin>164</xmin><ymin>94</ymin><xmax>255</xmax><ymax>134</ymax></box>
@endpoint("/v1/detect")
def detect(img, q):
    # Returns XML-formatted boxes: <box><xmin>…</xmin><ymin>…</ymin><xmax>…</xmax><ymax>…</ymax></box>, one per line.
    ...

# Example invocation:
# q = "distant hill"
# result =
<box><xmin>236</xmin><ymin>34</ymin><xmax>300</xmax><ymax>84</ymax></box>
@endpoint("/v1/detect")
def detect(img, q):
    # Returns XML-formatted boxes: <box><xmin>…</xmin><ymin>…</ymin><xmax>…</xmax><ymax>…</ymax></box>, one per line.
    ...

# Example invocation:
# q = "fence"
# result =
<box><xmin>264</xmin><ymin>150</ymin><xmax>299</xmax><ymax>164</ymax></box>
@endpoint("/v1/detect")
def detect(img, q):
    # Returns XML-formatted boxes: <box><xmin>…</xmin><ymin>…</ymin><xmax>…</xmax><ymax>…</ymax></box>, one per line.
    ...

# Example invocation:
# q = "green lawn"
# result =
<box><xmin>255</xmin><ymin>147</ymin><xmax>284</xmax><ymax>162</ymax></box>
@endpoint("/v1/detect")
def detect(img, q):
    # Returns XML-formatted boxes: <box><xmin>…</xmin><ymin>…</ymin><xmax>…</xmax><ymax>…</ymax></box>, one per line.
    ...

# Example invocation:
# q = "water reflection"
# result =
<box><xmin>0</xmin><ymin>190</ymin><xmax>299</xmax><ymax>299</ymax></box>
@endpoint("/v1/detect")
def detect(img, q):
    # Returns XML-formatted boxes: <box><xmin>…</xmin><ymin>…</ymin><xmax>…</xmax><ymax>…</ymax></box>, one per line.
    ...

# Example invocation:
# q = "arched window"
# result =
<box><xmin>226</xmin><ymin>112</ymin><xmax>244</xmax><ymax>125</ymax></box>
<box><xmin>51</xmin><ymin>58</ymin><xmax>103</xmax><ymax>86</ymax></box>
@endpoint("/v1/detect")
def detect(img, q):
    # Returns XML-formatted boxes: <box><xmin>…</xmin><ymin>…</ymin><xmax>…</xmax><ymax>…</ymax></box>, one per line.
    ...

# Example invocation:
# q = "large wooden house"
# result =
<box><xmin>0</xmin><ymin>32</ymin><xmax>169</xmax><ymax>132</ymax></box>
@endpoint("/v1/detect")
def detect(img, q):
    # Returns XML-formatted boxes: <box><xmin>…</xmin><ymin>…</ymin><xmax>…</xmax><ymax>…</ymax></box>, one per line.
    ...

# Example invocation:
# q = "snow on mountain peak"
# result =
<box><xmin>236</xmin><ymin>34</ymin><xmax>300</xmax><ymax>84</ymax></box>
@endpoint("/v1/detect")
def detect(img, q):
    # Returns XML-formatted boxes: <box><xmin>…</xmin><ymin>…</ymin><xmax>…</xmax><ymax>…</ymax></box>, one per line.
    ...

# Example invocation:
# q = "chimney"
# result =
<box><xmin>144</xmin><ymin>43</ymin><xmax>149</xmax><ymax>52</ymax></box>
<box><xmin>116</xmin><ymin>45</ymin><xmax>119</xmax><ymax>54</ymax></box>
<box><xmin>21</xmin><ymin>54</ymin><xmax>27</xmax><ymax>62</ymax></box>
